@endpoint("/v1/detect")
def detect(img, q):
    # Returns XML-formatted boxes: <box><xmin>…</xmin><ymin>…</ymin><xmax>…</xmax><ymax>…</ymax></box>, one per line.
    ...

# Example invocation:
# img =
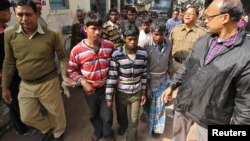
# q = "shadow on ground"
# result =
<box><xmin>1</xmin><ymin>87</ymin><xmax>197</xmax><ymax>141</ymax></box>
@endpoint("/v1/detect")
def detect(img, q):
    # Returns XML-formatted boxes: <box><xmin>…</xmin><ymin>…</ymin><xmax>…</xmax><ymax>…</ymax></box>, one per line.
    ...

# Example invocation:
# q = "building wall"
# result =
<box><xmin>9</xmin><ymin>0</ymin><xmax>91</xmax><ymax>33</ymax></box>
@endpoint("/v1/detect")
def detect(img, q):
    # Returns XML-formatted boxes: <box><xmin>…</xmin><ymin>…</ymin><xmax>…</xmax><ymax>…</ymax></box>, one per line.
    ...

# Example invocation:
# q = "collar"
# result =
<box><xmin>121</xmin><ymin>45</ymin><xmax>138</xmax><ymax>55</ymax></box>
<box><xmin>16</xmin><ymin>23</ymin><xmax>45</xmax><ymax>34</ymax></box>
<box><xmin>181</xmin><ymin>24</ymin><xmax>198</xmax><ymax>32</ymax></box>
<box><xmin>152</xmin><ymin>38</ymin><xmax>167</xmax><ymax>48</ymax></box>
<box><xmin>212</xmin><ymin>32</ymin><xmax>238</xmax><ymax>47</ymax></box>
<box><xmin>152</xmin><ymin>38</ymin><xmax>167</xmax><ymax>53</ymax></box>
<box><xmin>108</xmin><ymin>20</ymin><xmax>119</xmax><ymax>29</ymax></box>
<box><xmin>108</xmin><ymin>20</ymin><xmax>115</xmax><ymax>26</ymax></box>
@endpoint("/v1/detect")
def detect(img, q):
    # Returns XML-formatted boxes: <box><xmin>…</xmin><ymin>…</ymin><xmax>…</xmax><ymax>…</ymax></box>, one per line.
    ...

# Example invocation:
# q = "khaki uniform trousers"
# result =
<box><xmin>18</xmin><ymin>77</ymin><xmax>66</xmax><ymax>138</ymax></box>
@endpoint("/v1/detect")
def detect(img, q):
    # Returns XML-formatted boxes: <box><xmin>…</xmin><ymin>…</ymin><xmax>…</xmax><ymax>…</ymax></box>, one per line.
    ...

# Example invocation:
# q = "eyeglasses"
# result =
<box><xmin>205</xmin><ymin>13</ymin><xmax>225</xmax><ymax>21</ymax></box>
<box><xmin>184</xmin><ymin>13</ymin><xmax>196</xmax><ymax>16</ymax></box>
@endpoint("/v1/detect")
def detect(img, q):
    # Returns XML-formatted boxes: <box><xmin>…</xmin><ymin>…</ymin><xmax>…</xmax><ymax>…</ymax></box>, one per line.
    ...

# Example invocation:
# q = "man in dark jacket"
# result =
<box><xmin>162</xmin><ymin>0</ymin><xmax>249</xmax><ymax>141</ymax></box>
<box><xmin>70</xmin><ymin>9</ymin><xmax>87</xmax><ymax>50</ymax></box>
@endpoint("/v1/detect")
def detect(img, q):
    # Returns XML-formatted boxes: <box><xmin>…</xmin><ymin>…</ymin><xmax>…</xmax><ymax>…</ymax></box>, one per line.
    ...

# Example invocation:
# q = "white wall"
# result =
<box><xmin>8</xmin><ymin>0</ymin><xmax>90</xmax><ymax>33</ymax></box>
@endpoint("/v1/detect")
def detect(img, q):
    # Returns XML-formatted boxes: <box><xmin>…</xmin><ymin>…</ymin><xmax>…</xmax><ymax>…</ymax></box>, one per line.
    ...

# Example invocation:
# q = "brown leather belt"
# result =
<box><xmin>23</xmin><ymin>68</ymin><xmax>56</xmax><ymax>83</ymax></box>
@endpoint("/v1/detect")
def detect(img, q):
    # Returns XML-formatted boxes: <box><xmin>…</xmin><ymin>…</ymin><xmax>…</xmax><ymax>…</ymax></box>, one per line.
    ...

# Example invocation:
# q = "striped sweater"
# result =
<box><xmin>68</xmin><ymin>39</ymin><xmax>114</xmax><ymax>87</ymax></box>
<box><xmin>105</xmin><ymin>46</ymin><xmax>148</xmax><ymax>100</ymax></box>
<box><xmin>102</xmin><ymin>21</ymin><xmax>123</xmax><ymax>48</ymax></box>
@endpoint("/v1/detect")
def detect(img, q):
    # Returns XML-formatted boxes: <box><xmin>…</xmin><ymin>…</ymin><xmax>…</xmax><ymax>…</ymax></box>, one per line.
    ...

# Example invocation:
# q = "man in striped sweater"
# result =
<box><xmin>102</xmin><ymin>9</ymin><xmax>123</xmax><ymax>48</ymax></box>
<box><xmin>68</xmin><ymin>12</ymin><xmax>114</xmax><ymax>141</ymax></box>
<box><xmin>106</xmin><ymin>24</ymin><xmax>147</xmax><ymax>141</ymax></box>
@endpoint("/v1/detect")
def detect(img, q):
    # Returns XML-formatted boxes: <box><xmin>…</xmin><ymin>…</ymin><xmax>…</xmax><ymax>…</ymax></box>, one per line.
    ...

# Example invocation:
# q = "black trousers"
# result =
<box><xmin>8</xmin><ymin>76</ymin><xmax>28</xmax><ymax>134</ymax></box>
<box><xmin>84</xmin><ymin>86</ymin><xmax>113</xmax><ymax>138</ymax></box>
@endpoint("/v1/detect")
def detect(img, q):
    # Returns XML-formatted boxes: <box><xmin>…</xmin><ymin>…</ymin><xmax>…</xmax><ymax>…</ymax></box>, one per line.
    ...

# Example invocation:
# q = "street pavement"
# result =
<box><xmin>0</xmin><ymin>87</ymin><xmax>196</xmax><ymax>141</ymax></box>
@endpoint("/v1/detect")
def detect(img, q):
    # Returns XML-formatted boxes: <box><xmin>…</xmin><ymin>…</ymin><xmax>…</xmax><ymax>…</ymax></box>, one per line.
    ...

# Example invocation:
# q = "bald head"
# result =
<box><xmin>212</xmin><ymin>0</ymin><xmax>224</xmax><ymax>8</ymax></box>
<box><xmin>211</xmin><ymin>0</ymin><xmax>243</xmax><ymax>22</ymax></box>
<box><xmin>206</xmin><ymin>0</ymin><xmax>243</xmax><ymax>36</ymax></box>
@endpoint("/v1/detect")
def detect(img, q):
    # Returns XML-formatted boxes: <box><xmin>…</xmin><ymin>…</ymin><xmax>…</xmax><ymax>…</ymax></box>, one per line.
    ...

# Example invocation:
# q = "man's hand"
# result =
<box><xmin>81</xmin><ymin>80</ymin><xmax>96</xmax><ymax>95</ymax></box>
<box><xmin>161</xmin><ymin>87</ymin><xmax>174</xmax><ymax>103</ymax></box>
<box><xmin>62</xmin><ymin>76</ymin><xmax>76</xmax><ymax>87</ymax></box>
<box><xmin>146</xmin><ymin>87</ymin><xmax>152</xmax><ymax>100</ymax></box>
<box><xmin>140</xmin><ymin>95</ymin><xmax>146</xmax><ymax>105</ymax></box>
<box><xmin>2</xmin><ymin>88</ymin><xmax>12</xmax><ymax>104</ymax></box>
<box><xmin>106</xmin><ymin>99</ymin><xmax>113</xmax><ymax>109</ymax></box>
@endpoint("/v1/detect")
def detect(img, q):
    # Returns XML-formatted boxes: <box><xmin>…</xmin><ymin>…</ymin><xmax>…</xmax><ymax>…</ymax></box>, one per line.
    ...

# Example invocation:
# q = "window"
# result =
<box><xmin>49</xmin><ymin>0</ymin><xmax>68</xmax><ymax>10</ymax></box>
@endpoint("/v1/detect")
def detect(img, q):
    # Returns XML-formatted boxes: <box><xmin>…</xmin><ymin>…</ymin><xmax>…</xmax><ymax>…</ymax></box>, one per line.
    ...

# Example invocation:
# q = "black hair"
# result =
<box><xmin>150</xmin><ymin>19</ymin><xmax>166</xmax><ymax>32</ymax></box>
<box><xmin>172</xmin><ymin>9</ymin><xmax>179</xmax><ymax>14</ymax></box>
<box><xmin>108</xmin><ymin>8</ymin><xmax>119</xmax><ymax>16</ymax></box>
<box><xmin>151</xmin><ymin>12</ymin><xmax>158</xmax><ymax>18</ymax></box>
<box><xmin>84</xmin><ymin>12</ymin><xmax>103</xmax><ymax>27</ymax></box>
<box><xmin>186</xmin><ymin>5</ymin><xmax>199</xmax><ymax>16</ymax></box>
<box><xmin>122</xmin><ymin>24</ymin><xmax>139</xmax><ymax>38</ymax></box>
<box><xmin>220</xmin><ymin>0</ymin><xmax>244</xmax><ymax>22</ymax></box>
<box><xmin>13</xmin><ymin>0</ymin><xmax>37</xmax><ymax>13</ymax></box>
<box><xmin>127</xmin><ymin>6</ymin><xmax>137</xmax><ymax>14</ymax></box>
<box><xmin>76</xmin><ymin>9</ymin><xmax>83</xmax><ymax>13</ymax></box>
<box><xmin>140</xmin><ymin>15</ymin><xmax>152</xmax><ymax>24</ymax></box>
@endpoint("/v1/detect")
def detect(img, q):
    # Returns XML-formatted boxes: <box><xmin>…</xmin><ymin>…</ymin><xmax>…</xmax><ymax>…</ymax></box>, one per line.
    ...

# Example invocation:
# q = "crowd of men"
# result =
<box><xmin>0</xmin><ymin>0</ymin><xmax>250</xmax><ymax>141</ymax></box>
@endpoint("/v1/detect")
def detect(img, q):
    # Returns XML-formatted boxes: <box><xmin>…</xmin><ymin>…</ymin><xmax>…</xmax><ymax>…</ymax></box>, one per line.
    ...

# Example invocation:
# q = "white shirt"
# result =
<box><xmin>138</xmin><ymin>30</ymin><xmax>150</xmax><ymax>47</ymax></box>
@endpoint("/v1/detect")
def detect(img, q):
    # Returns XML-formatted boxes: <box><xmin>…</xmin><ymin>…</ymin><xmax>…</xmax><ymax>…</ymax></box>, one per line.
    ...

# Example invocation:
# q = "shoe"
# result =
<box><xmin>117</xmin><ymin>127</ymin><xmax>126</xmax><ymax>136</ymax></box>
<box><xmin>36</xmin><ymin>131</ymin><xmax>53</xmax><ymax>141</ymax></box>
<box><xmin>53</xmin><ymin>134</ymin><xmax>64</xmax><ymax>141</ymax></box>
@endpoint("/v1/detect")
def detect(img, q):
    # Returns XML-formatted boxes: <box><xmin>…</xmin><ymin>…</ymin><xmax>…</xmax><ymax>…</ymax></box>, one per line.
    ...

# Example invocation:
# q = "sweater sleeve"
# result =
<box><xmin>67</xmin><ymin>47</ymin><xmax>84</xmax><ymax>85</ymax></box>
<box><xmin>141</xmin><ymin>53</ymin><xmax>148</xmax><ymax>91</ymax></box>
<box><xmin>1</xmin><ymin>29</ymin><xmax>16</xmax><ymax>88</ymax></box>
<box><xmin>54</xmin><ymin>32</ymin><xmax>68</xmax><ymax>77</ymax></box>
<box><xmin>105</xmin><ymin>53</ymin><xmax>119</xmax><ymax>100</ymax></box>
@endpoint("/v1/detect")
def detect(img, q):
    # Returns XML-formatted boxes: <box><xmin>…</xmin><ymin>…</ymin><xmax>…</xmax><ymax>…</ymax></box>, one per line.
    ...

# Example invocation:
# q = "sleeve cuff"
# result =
<box><xmin>170</xmin><ymin>82</ymin><xmax>177</xmax><ymax>90</ymax></box>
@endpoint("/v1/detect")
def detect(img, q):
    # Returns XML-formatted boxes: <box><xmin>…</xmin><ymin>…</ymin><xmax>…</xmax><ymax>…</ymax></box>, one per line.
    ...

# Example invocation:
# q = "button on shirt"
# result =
<box><xmin>205</xmin><ymin>33</ymin><xmax>238</xmax><ymax>65</ymax></box>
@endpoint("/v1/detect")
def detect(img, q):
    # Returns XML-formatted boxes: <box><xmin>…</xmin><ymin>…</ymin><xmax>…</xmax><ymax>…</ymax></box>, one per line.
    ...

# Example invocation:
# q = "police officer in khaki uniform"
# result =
<box><xmin>170</xmin><ymin>6</ymin><xmax>206</xmax><ymax>75</ymax></box>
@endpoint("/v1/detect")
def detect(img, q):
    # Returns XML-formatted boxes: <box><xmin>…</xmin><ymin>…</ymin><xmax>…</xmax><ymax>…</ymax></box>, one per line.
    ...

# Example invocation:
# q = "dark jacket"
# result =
<box><xmin>170</xmin><ymin>31</ymin><xmax>250</xmax><ymax>128</ymax></box>
<box><xmin>70</xmin><ymin>20</ymin><xmax>87</xmax><ymax>50</ymax></box>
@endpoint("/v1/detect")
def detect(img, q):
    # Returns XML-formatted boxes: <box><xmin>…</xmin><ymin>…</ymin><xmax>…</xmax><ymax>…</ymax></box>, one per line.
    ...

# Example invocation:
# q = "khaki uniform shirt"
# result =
<box><xmin>170</xmin><ymin>24</ymin><xmax>206</xmax><ymax>60</ymax></box>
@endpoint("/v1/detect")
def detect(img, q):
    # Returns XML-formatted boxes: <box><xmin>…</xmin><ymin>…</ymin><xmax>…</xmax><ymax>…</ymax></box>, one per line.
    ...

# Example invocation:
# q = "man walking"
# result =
<box><xmin>2</xmin><ymin>1</ymin><xmax>72</xmax><ymax>141</ymax></box>
<box><xmin>68</xmin><ymin>12</ymin><xmax>114</xmax><ymax>141</ymax></box>
<box><xmin>0</xmin><ymin>0</ymin><xmax>37</xmax><ymax>136</ymax></box>
<box><xmin>162</xmin><ymin>0</ymin><xmax>250</xmax><ymax>141</ymax></box>
<box><xmin>32</xmin><ymin>0</ymin><xmax>47</xmax><ymax>27</ymax></box>
<box><xmin>106</xmin><ymin>24</ymin><xmax>147</xmax><ymax>141</ymax></box>
<box><xmin>165</xmin><ymin>9</ymin><xmax>182</xmax><ymax>37</ymax></box>
<box><xmin>102</xmin><ymin>9</ymin><xmax>123</xmax><ymax>48</ymax></box>
<box><xmin>170</xmin><ymin>6</ymin><xmax>206</xmax><ymax>73</ymax></box>
<box><xmin>70</xmin><ymin>9</ymin><xmax>87</xmax><ymax>50</ymax></box>
<box><xmin>143</xmin><ymin>19</ymin><xmax>172</xmax><ymax>138</ymax></box>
